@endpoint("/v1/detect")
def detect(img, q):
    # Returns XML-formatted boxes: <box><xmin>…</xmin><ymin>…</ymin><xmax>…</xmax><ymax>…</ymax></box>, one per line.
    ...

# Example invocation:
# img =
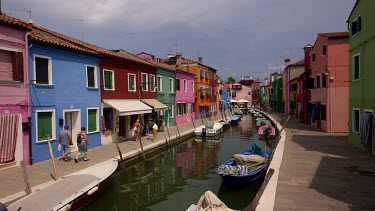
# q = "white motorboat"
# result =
<box><xmin>195</xmin><ymin>121</ymin><xmax>224</xmax><ymax>137</ymax></box>
<box><xmin>186</xmin><ymin>191</ymin><xmax>235</xmax><ymax>211</ymax></box>
<box><xmin>8</xmin><ymin>159</ymin><xmax>118</xmax><ymax>211</ymax></box>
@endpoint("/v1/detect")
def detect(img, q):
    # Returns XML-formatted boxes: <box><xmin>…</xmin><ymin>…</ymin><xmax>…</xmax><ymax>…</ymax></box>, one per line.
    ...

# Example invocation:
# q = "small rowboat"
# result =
<box><xmin>258</xmin><ymin>125</ymin><xmax>276</xmax><ymax>140</ymax></box>
<box><xmin>217</xmin><ymin>148</ymin><xmax>269</xmax><ymax>187</ymax></box>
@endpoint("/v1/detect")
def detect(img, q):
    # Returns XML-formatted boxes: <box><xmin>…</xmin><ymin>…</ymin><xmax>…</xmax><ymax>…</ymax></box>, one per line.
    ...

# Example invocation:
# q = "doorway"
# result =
<box><xmin>364</xmin><ymin>109</ymin><xmax>373</xmax><ymax>154</ymax></box>
<box><xmin>64</xmin><ymin>110</ymin><xmax>80</xmax><ymax>151</ymax></box>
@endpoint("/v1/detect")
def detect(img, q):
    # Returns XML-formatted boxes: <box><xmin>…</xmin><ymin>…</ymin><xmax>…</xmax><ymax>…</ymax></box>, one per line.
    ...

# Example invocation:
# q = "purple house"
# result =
<box><xmin>0</xmin><ymin>14</ymin><xmax>31</xmax><ymax>165</ymax></box>
<box><xmin>175</xmin><ymin>69</ymin><xmax>195</xmax><ymax>125</ymax></box>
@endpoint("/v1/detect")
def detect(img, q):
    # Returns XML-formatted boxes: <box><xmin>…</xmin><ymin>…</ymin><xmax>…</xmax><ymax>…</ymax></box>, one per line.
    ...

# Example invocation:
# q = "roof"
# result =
<box><xmin>0</xmin><ymin>12</ymin><xmax>31</xmax><ymax>30</ymax></box>
<box><xmin>318</xmin><ymin>32</ymin><xmax>350</xmax><ymax>39</ymax></box>
<box><xmin>112</xmin><ymin>49</ymin><xmax>156</xmax><ymax>67</ymax></box>
<box><xmin>348</xmin><ymin>0</ymin><xmax>360</xmax><ymax>20</ymax></box>
<box><xmin>290</xmin><ymin>59</ymin><xmax>305</xmax><ymax>66</ymax></box>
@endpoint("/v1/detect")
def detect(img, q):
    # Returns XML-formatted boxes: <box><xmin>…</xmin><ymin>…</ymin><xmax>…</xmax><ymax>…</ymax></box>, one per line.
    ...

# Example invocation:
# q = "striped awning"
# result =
<box><xmin>0</xmin><ymin>114</ymin><xmax>19</xmax><ymax>163</ymax></box>
<box><xmin>141</xmin><ymin>99</ymin><xmax>168</xmax><ymax>111</ymax></box>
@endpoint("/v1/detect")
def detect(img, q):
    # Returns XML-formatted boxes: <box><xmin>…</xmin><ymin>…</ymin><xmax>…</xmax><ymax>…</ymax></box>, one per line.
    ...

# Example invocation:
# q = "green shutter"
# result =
<box><xmin>88</xmin><ymin>109</ymin><xmax>97</xmax><ymax>132</ymax></box>
<box><xmin>104</xmin><ymin>71</ymin><xmax>112</xmax><ymax>89</ymax></box>
<box><xmin>37</xmin><ymin>112</ymin><xmax>52</xmax><ymax>141</ymax></box>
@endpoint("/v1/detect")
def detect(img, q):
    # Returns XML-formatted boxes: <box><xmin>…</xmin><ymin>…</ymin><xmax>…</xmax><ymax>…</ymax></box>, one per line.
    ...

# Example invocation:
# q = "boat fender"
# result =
<box><xmin>202</xmin><ymin>128</ymin><xmax>206</xmax><ymax>136</ymax></box>
<box><xmin>87</xmin><ymin>186</ymin><xmax>99</xmax><ymax>195</ymax></box>
<box><xmin>59</xmin><ymin>204</ymin><xmax>71</xmax><ymax>211</ymax></box>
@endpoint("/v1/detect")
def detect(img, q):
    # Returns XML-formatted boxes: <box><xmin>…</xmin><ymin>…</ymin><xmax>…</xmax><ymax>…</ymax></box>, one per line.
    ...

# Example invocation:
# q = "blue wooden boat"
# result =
<box><xmin>217</xmin><ymin>149</ymin><xmax>269</xmax><ymax>187</ymax></box>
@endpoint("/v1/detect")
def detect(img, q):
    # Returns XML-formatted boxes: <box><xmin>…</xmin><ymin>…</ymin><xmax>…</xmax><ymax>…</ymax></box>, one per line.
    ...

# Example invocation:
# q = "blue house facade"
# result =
<box><xmin>221</xmin><ymin>88</ymin><xmax>230</xmax><ymax>110</ymax></box>
<box><xmin>28</xmin><ymin>26</ymin><xmax>101</xmax><ymax>163</ymax></box>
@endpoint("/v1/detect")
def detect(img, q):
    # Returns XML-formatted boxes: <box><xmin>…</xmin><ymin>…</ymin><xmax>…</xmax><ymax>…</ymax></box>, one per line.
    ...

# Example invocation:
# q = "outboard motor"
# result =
<box><xmin>202</xmin><ymin>128</ymin><xmax>207</xmax><ymax>136</ymax></box>
<box><xmin>263</xmin><ymin>127</ymin><xmax>272</xmax><ymax>139</ymax></box>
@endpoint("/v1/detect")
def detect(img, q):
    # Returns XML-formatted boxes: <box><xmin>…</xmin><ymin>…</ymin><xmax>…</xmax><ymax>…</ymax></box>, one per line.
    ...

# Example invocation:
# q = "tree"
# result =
<box><xmin>228</xmin><ymin>76</ymin><xmax>236</xmax><ymax>83</ymax></box>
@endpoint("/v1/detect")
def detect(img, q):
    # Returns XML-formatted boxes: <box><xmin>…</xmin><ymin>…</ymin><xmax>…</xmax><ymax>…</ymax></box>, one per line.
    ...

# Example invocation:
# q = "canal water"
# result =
<box><xmin>84</xmin><ymin>114</ymin><xmax>268</xmax><ymax>211</ymax></box>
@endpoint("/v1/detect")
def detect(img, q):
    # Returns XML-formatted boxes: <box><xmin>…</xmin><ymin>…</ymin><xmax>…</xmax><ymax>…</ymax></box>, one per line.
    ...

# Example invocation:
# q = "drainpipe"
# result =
<box><xmin>26</xmin><ymin>31</ymin><xmax>33</xmax><ymax>164</ymax></box>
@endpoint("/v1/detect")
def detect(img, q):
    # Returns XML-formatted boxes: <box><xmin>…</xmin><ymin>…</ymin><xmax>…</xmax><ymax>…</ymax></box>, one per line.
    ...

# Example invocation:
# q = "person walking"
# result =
<box><xmin>147</xmin><ymin>119</ymin><xmax>154</xmax><ymax>140</ymax></box>
<box><xmin>59</xmin><ymin>125</ymin><xmax>72</xmax><ymax>162</ymax></box>
<box><xmin>152</xmin><ymin>121</ymin><xmax>158</xmax><ymax>142</ymax></box>
<box><xmin>74</xmin><ymin>127</ymin><xmax>90</xmax><ymax>163</ymax></box>
<box><xmin>133</xmin><ymin>119</ymin><xmax>141</xmax><ymax>141</ymax></box>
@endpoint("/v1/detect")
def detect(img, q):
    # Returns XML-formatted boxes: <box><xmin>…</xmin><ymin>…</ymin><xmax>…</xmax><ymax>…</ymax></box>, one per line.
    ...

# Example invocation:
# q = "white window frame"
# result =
<box><xmin>141</xmin><ymin>73</ymin><xmax>148</xmax><ymax>91</ymax></box>
<box><xmin>352</xmin><ymin>16</ymin><xmax>361</xmax><ymax>37</ymax></box>
<box><xmin>149</xmin><ymin>74</ymin><xmax>156</xmax><ymax>92</ymax></box>
<box><xmin>191</xmin><ymin>81</ymin><xmax>194</xmax><ymax>92</ymax></box>
<box><xmin>33</xmin><ymin>54</ymin><xmax>53</xmax><ymax>85</ymax></box>
<box><xmin>35</xmin><ymin>109</ymin><xmax>56</xmax><ymax>143</ymax></box>
<box><xmin>86</xmin><ymin>65</ymin><xmax>97</xmax><ymax>88</ymax></box>
<box><xmin>103</xmin><ymin>69</ymin><xmax>115</xmax><ymax>90</ymax></box>
<box><xmin>352</xmin><ymin>108</ymin><xmax>360</xmax><ymax>133</ymax></box>
<box><xmin>183</xmin><ymin>79</ymin><xmax>187</xmax><ymax>92</ymax></box>
<box><xmin>157</xmin><ymin>76</ymin><xmax>162</xmax><ymax>92</ymax></box>
<box><xmin>128</xmin><ymin>73</ymin><xmax>136</xmax><ymax>92</ymax></box>
<box><xmin>169</xmin><ymin>78</ymin><xmax>174</xmax><ymax>93</ymax></box>
<box><xmin>352</xmin><ymin>53</ymin><xmax>360</xmax><ymax>81</ymax></box>
<box><xmin>87</xmin><ymin>107</ymin><xmax>100</xmax><ymax>134</ymax></box>
<box><xmin>170</xmin><ymin>104</ymin><xmax>174</xmax><ymax>118</ymax></box>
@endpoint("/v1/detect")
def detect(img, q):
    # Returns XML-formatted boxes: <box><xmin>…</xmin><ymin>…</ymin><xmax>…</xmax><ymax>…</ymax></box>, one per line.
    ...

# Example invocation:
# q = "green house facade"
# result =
<box><xmin>348</xmin><ymin>0</ymin><xmax>375</xmax><ymax>154</ymax></box>
<box><xmin>157</xmin><ymin>67</ymin><xmax>176</xmax><ymax>127</ymax></box>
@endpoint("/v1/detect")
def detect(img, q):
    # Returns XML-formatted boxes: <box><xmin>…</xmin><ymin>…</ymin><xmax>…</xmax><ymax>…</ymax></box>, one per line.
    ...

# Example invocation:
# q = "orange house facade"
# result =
<box><xmin>310</xmin><ymin>32</ymin><xmax>349</xmax><ymax>132</ymax></box>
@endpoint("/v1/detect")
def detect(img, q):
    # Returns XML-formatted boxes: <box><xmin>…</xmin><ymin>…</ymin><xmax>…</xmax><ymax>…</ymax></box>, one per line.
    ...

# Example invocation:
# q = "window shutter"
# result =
<box><xmin>104</xmin><ymin>71</ymin><xmax>111</xmax><ymax>89</ymax></box>
<box><xmin>13</xmin><ymin>52</ymin><xmax>23</xmax><ymax>82</ymax></box>
<box><xmin>0</xmin><ymin>50</ymin><xmax>12</xmax><ymax>81</ymax></box>
<box><xmin>38</xmin><ymin>112</ymin><xmax>52</xmax><ymax>141</ymax></box>
<box><xmin>176</xmin><ymin>79</ymin><xmax>180</xmax><ymax>91</ymax></box>
<box><xmin>88</xmin><ymin>109</ymin><xmax>97</xmax><ymax>132</ymax></box>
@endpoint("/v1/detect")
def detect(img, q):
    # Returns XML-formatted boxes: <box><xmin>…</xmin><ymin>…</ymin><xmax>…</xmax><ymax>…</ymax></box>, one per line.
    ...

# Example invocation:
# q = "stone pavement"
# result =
<box><xmin>0</xmin><ymin>112</ymin><xmax>227</xmax><ymax>204</ymax></box>
<box><xmin>266</xmin><ymin>112</ymin><xmax>375</xmax><ymax>211</ymax></box>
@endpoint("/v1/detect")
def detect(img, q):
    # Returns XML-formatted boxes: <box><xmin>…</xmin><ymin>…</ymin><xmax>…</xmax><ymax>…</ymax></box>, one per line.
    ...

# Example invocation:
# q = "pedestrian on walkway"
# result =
<box><xmin>59</xmin><ymin>125</ymin><xmax>72</xmax><ymax>162</ymax></box>
<box><xmin>147</xmin><ymin>119</ymin><xmax>154</xmax><ymax>140</ymax></box>
<box><xmin>152</xmin><ymin>121</ymin><xmax>158</xmax><ymax>142</ymax></box>
<box><xmin>75</xmin><ymin>127</ymin><xmax>90</xmax><ymax>163</ymax></box>
<box><xmin>133</xmin><ymin>119</ymin><xmax>141</xmax><ymax>141</ymax></box>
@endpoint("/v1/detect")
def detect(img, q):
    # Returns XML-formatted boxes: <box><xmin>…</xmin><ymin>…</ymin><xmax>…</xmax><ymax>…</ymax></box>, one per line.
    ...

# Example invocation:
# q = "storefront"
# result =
<box><xmin>141</xmin><ymin>99</ymin><xmax>168</xmax><ymax>131</ymax></box>
<box><xmin>102</xmin><ymin>99</ymin><xmax>152</xmax><ymax>143</ymax></box>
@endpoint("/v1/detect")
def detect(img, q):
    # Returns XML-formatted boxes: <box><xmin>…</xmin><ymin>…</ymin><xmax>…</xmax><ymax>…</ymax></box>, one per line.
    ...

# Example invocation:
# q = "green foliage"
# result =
<box><xmin>228</xmin><ymin>76</ymin><xmax>236</xmax><ymax>83</ymax></box>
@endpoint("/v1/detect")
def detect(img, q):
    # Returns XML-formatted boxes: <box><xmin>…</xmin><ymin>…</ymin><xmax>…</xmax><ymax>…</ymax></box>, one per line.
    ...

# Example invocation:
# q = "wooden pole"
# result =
<box><xmin>176</xmin><ymin>124</ymin><xmax>181</xmax><ymax>138</ymax></box>
<box><xmin>114</xmin><ymin>138</ymin><xmax>125</xmax><ymax>169</ymax></box>
<box><xmin>164</xmin><ymin>134</ymin><xmax>170</xmax><ymax>146</ymax></box>
<box><xmin>249</xmin><ymin>168</ymin><xmax>275</xmax><ymax>211</ymax></box>
<box><xmin>201</xmin><ymin>115</ymin><xmax>204</xmax><ymax>125</ymax></box>
<box><xmin>138</xmin><ymin>124</ymin><xmax>146</xmax><ymax>160</ymax></box>
<box><xmin>190</xmin><ymin>115</ymin><xmax>196</xmax><ymax>129</ymax></box>
<box><xmin>20</xmin><ymin>161</ymin><xmax>31</xmax><ymax>195</ymax></box>
<box><xmin>165</xmin><ymin>124</ymin><xmax>171</xmax><ymax>143</ymax></box>
<box><xmin>46</xmin><ymin>135</ymin><xmax>58</xmax><ymax>180</ymax></box>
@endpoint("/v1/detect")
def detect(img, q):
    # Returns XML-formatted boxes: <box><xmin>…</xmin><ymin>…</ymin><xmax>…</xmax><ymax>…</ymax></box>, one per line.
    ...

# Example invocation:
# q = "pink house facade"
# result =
<box><xmin>0</xmin><ymin>14</ymin><xmax>31</xmax><ymax>165</ymax></box>
<box><xmin>231</xmin><ymin>83</ymin><xmax>252</xmax><ymax>106</ymax></box>
<box><xmin>175</xmin><ymin>69</ymin><xmax>195</xmax><ymax>125</ymax></box>
<box><xmin>310</xmin><ymin>32</ymin><xmax>349</xmax><ymax>132</ymax></box>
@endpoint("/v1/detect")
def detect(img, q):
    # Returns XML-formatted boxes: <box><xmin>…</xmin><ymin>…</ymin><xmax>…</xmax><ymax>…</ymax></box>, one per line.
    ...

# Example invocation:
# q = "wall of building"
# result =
<box><xmin>28</xmin><ymin>44</ymin><xmax>101</xmax><ymax>163</ymax></box>
<box><xmin>175</xmin><ymin>71</ymin><xmax>195</xmax><ymax>125</ymax></box>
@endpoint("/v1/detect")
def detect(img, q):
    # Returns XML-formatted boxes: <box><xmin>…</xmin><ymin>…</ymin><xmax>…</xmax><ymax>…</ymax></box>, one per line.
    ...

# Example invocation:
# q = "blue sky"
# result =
<box><xmin>2</xmin><ymin>0</ymin><xmax>356</xmax><ymax>82</ymax></box>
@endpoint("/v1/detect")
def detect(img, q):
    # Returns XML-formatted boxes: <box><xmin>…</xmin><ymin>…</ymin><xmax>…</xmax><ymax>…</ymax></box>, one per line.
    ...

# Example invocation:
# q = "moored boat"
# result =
<box><xmin>234</xmin><ymin>108</ymin><xmax>243</xmax><ymax>115</ymax></box>
<box><xmin>258</xmin><ymin>125</ymin><xmax>276</xmax><ymax>140</ymax></box>
<box><xmin>256</xmin><ymin>119</ymin><xmax>271</xmax><ymax>127</ymax></box>
<box><xmin>186</xmin><ymin>191</ymin><xmax>235</xmax><ymax>211</ymax></box>
<box><xmin>194</xmin><ymin>121</ymin><xmax>224</xmax><ymax>137</ymax></box>
<box><xmin>7</xmin><ymin>159</ymin><xmax>118</xmax><ymax>211</ymax></box>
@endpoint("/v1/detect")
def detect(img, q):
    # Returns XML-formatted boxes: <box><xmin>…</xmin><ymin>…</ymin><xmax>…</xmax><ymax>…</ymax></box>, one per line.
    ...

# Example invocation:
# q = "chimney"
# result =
<box><xmin>199</xmin><ymin>57</ymin><xmax>203</xmax><ymax>64</ymax></box>
<box><xmin>303</xmin><ymin>44</ymin><xmax>313</xmax><ymax>72</ymax></box>
<box><xmin>176</xmin><ymin>52</ymin><xmax>182</xmax><ymax>67</ymax></box>
<box><xmin>284</xmin><ymin>58</ymin><xmax>290</xmax><ymax>68</ymax></box>
<box><xmin>264</xmin><ymin>77</ymin><xmax>269</xmax><ymax>86</ymax></box>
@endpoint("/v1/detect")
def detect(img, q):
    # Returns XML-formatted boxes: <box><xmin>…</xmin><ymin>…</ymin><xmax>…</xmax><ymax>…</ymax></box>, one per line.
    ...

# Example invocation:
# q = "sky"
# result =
<box><xmin>2</xmin><ymin>0</ymin><xmax>356</xmax><ymax>82</ymax></box>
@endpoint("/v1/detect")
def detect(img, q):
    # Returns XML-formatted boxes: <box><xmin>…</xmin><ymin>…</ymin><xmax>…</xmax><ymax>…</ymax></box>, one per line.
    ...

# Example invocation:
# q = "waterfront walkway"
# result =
<box><xmin>0</xmin><ymin>113</ymin><xmax>225</xmax><ymax>205</ymax></box>
<box><xmin>267</xmin><ymin>112</ymin><xmax>375</xmax><ymax>211</ymax></box>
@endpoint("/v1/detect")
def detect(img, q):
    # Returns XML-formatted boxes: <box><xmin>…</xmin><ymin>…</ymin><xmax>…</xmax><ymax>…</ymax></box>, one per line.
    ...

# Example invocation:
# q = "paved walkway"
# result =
<box><xmin>266</xmin><ymin>112</ymin><xmax>375</xmax><ymax>211</ymax></box>
<box><xmin>0</xmin><ymin>112</ymin><xmax>227</xmax><ymax>205</ymax></box>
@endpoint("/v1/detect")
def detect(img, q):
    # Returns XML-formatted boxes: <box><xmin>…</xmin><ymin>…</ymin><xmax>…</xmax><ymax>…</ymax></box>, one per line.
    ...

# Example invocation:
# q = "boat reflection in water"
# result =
<box><xmin>83</xmin><ymin>114</ymin><xmax>265</xmax><ymax>211</ymax></box>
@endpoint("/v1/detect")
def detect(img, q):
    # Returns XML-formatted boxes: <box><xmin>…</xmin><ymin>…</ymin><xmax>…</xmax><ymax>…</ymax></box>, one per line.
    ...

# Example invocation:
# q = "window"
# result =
<box><xmin>103</xmin><ymin>108</ymin><xmax>113</xmax><ymax>130</ymax></box>
<box><xmin>86</xmin><ymin>65</ymin><xmax>97</xmax><ymax>88</ymax></box>
<box><xmin>312</xmin><ymin>52</ymin><xmax>316</xmax><ymax>63</ymax></box>
<box><xmin>321</xmin><ymin>105</ymin><xmax>326</xmax><ymax>121</ymax></box>
<box><xmin>248</xmin><ymin>91</ymin><xmax>251</xmax><ymax>95</ymax></box>
<box><xmin>87</xmin><ymin>108</ymin><xmax>99</xmax><ymax>133</ymax></box>
<box><xmin>352</xmin><ymin>108</ymin><xmax>360</xmax><ymax>133</ymax></box>
<box><xmin>191</xmin><ymin>103</ymin><xmax>195</xmax><ymax>113</ymax></box>
<box><xmin>205</xmin><ymin>71</ymin><xmax>209</xmax><ymax>79</ymax></box>
<box><xmin>322</xmin><ymin>74</ymin><xmax>327</xmax><ymax>88</ymax></box>
<box><xmin>308</xmin><ymin>77</ymin><xmax>314</xmax><ymax>89</ymax></box>
<box><xmin>34</xmin><ymin>55</ymin><xmax>52</xmax><ymax>85</ymax></box>
<box><xmin>316</xmin><ymin>75</ymin><xmax>320</xmax><ymax>88</ymax></box>
<box><xmin>351</xmin><ymin>16</ymin><xmax>361</xmax><ymax>36</ymax></box>
<box><xmin>169</xmin><ymin>104</ymin><xmax>174</xmax><ymax>118</ymax></box>
<box><xmin>191</xmin><ymin>82</ymin><xmax>194</xmax><ymax>92</ymax></box>
<box><xmin>36</xmin><ymin>110</ymin><xmax>55</xmax><ymax>142</ymax></box>
<box><xmin>0</xmin><ymin>50</ymin><xmax>23</xmax><ymax>82</ymax></box>
<box><xmin>353</xmin><ymin>54</ymin><xmax>360</xmax><ymax>80</ymax></box>
<box><xmin>141</xmin><ymin>73</ymin><xmax>148</xmax><ymax>91</ymax></box>
<box><xmin>184</xmin><ymin>80</ymin><xmax>187</xmax><ymax>92</ymax></box>
<box><xmin>232</xmin><ymin>92</ymin><xmax>236</xmax><ymax>97</ymax></box>
<box><xmin>322</xmin><ymin>44</ymin><xmax>327</xmax><ymax>56</ymax></box>
<box><xmin>150</xmin><ymin>74</ymin><xmax>156</xmax><ymax>92</ymax></box>
<box><xmin>169</xmin><ymin>78</ymin><xmax>174</xmax><ymax>92</ymax></box>
<box><xmin>176</xmin><ymin>78</ymin><xmax>180</xmax><ymax>91</ymax></box>
<box><xmin>177</xmin><ymin>103</ymin><xmax>182</xmax><ymax>116</ymax></box>
<box><xmin>103</xmin><ymin>70</ymin><xmax>114</xmax><ymax>90</ymax></box>
<box><xmin>200</xmin><ymin>69</ymin><xmax>203</xmax><ymax>78</ymax></box>
<box><xmin>128</xmin><ymin>73</ymin><xmax>136</xmax><ymax>92</ymax></box>
<box><xmin>157</xmin><ymin>76</ymin><xmax>162</xmax><ymax>92</ymax></box>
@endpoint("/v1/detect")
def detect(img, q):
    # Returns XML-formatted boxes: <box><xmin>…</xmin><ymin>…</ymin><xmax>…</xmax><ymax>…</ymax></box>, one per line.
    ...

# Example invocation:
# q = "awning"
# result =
<box><xmin>230</xmin><ymin>99</ymin><xmax>238</xmax><ymax>103</ymax></box>
<box><xmin>141</xmin><ymin>99</ymin><xmax>168</xmax><ymax>111</ymax></box>
<box><xmin>199</xmin><ymin>103</ymin><xmax>208</xmax><ymax>107</ymax></box>
<box><xmin>238</xmin><ymin>99</ymin><xmax>249</xmax><ymax>103</ymax></box>
<box><xmin>103</xmin><ymin>100</ymin><xmax>152</xmax><ymax>116</ymax></box>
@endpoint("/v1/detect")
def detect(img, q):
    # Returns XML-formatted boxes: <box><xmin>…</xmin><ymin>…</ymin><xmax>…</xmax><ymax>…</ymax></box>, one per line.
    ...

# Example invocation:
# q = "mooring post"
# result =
<box><xmin>46</xmin><ymin>134</ymin><xmax>58</xmax><ymax>180</ymax></box>
<box><xmin>138</xmin><ymin>125</ymin><xmax>146</xmax><ymax>160</ymax></box>
<box><xmin>114</xmin><ymin>138</ymin><xmax>125</xmax><ymax>168</ymax></box>
<box><xmin>191</xmin><ymin>115</ymin><xmax>196</xmax><ymax>129</ymax></box>
<box><xmin>165</xmin><ymin>124</ymin><xmax>171</xmax><ymax>143</ymax></box>
<box><xmin>20</xmin><ymin>161</ymin><xmax>31</xmax><ymax>195</ymax></box>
